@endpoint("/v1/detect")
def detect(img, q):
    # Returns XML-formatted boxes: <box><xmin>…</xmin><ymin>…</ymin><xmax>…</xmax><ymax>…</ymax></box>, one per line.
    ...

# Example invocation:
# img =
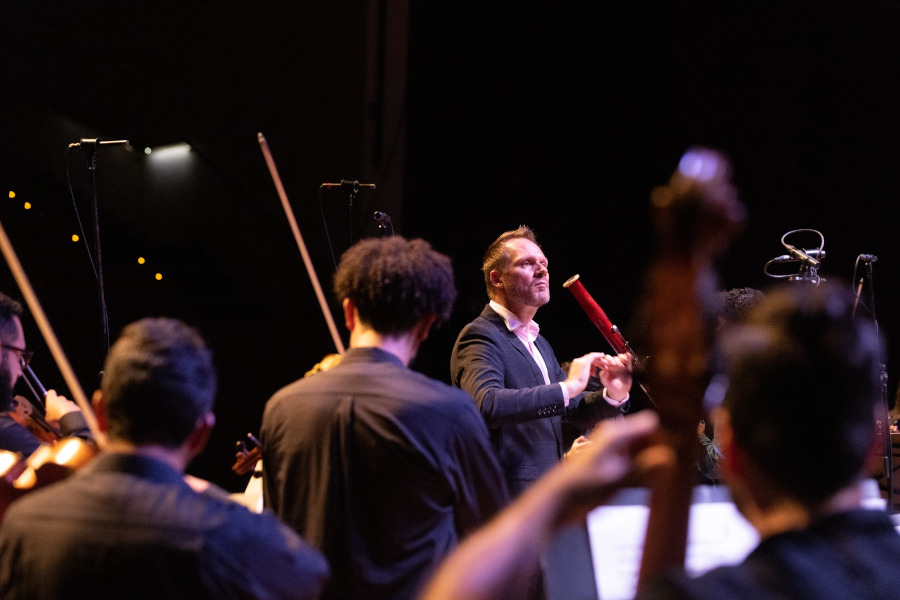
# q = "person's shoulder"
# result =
<box><xmin>405</xmin><ymin>375</ymin><xmax>485</xmax><ymax>425</ymax></box>
<box><xmin>1</xmin><ymin>472</ymin><xmax>80</xmax><ymax>526</ymax></box>
<box><xmin>196</xmin><ymin>497</ymin><xmax>330</xmax><ymax>596</ymax></box>
<box><xmin>205</xmin><ymin>497</ymin><xmax>317</xmax><ymax>557</ymax></box>
<box><xmin>457</xmin><ymin>307</ymin><xmax>504</xmax><ymax>339</ymax></box>
<box><xmin>264</xmin><ymin>371</ymin><xmax>327</xmax><ymax>411</ymax></box>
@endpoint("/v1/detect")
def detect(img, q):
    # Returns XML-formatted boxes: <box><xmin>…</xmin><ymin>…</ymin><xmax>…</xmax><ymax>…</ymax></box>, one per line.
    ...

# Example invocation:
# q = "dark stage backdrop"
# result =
<box><xmin>1</xmin><ymin>4</ymin><xmax>899</xmax><ymax>491</ymax></box>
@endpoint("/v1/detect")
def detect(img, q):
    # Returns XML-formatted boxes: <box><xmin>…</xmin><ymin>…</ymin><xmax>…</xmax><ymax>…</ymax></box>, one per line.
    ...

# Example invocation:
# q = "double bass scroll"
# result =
<box><xmin>636</xmin><ymin>147</ymin><xmax>745</xmax><ymax>589</ymax></box>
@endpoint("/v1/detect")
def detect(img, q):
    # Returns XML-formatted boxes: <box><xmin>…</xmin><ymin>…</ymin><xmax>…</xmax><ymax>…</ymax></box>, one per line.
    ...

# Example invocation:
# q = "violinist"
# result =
<box><xmin>0</xmin><ymin>317</ymin><xmax>329</xmax><ymax>599</ymax></box>
<box><xmin>0</xmin><ymin>293</ymin><xmax>92</xmax><ymax>456</ymax></box>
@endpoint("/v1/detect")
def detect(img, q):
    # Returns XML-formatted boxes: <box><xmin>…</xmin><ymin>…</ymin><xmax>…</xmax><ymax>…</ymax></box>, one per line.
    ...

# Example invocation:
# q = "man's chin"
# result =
<box><xmin>528</xmin><ymin>293</ymin><xmax>550</xmax><ymax>308</ymax></box>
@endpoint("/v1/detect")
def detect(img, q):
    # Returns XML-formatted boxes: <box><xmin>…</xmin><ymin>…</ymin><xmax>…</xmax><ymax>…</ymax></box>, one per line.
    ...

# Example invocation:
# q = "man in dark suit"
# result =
<box><xmin>451</xmin><ymin>225</ymin><xmax>633</xmax><ymax>498</ymax></box>
<box><xmin>262</xmin><ymin>236</ymin><xmax>508</xmax><ymax>600</ymax></box>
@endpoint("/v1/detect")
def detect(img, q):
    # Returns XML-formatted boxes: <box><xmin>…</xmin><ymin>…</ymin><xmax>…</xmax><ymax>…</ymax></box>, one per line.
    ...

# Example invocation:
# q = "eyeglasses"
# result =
<box><xmin>1</xmin><ymin>342</ymin><xmax>33</xmax><ymax>368</ymax></box>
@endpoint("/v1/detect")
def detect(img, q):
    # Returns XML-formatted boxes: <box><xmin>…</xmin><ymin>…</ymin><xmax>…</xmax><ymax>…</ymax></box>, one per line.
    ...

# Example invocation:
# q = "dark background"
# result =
<box><xmin>1</xmin><ymin>3</ymin><xmax>898</xmax><ymax>491</ymax></box>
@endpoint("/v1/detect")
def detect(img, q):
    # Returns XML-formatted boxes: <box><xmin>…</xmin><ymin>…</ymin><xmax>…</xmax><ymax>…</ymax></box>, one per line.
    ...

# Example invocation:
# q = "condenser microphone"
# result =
<box><xmin>771</xmin><ymin>247</ymin><xmax>825</xmax><ymax>265</ymax></box>
<box><xmin>373</xmin><ymin>211</ymin><xmax>394</xmax><ymax>236</ymax></box>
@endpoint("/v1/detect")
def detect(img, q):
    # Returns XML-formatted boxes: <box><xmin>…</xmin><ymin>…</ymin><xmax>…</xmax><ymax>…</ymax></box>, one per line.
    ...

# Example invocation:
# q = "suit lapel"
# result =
<box><xmin>482</xmin><ymin>306</ymin><xmax>546</xmax><ymax>385</ymax></box>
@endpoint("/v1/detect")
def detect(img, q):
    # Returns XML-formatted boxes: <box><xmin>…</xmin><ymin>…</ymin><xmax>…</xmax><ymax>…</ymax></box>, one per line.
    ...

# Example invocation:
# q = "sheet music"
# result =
<box><xmin>585</xmin><ymin>487</ymin><xmax>758</xmax><ymax>600</ymax></box>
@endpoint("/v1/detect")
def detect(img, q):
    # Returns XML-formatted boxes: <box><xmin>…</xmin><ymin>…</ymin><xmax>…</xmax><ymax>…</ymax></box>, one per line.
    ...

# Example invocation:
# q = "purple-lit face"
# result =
<box><xmin>495</xmin><ymin>238</ymin><xmax>550</xmax><ymax>310</ymax></box>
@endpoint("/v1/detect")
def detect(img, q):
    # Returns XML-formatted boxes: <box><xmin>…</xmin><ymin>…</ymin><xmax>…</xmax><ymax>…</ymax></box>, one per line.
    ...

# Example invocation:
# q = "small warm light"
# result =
<box><xmin>144</xmin><ymin>147</ymin><xmax>152</xmax><ymax>155</ymax></box>
<box><xmin>23</xmin><ymin>202</ymin><xmax>31</xmax><ymax>210</ymax></box>
<box><xmin>0</xmin><ymin>451</ymin><xmax>19</xmax><ymax>472</ymax></box>
<box><xmin>8</xmin><ymin>191</ymin><xmax>15</xmax><ymax>199</ymax></box>
<box><xmin>55</xmin><ymin>438</ymin><xmax>82</xmax><ymax>465</ymax></box>
<box><xmin>71</xmin><ymin>234</ymin><xmax>79</xmax><ymax>242</ymax></box>
<box><xmin>155</xmin><ymin>273</ymin><xmax>163</xmax><ymax>281</ymax></box>
<box><xmin>137</xmin><ymin>257</ymin><xmax>146</xmax><ymax>265</ymax></box>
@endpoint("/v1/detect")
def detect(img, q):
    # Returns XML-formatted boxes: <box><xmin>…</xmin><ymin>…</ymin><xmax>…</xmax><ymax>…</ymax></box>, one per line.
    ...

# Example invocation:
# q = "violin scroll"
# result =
<box><xmin>232</xmin><ymin>433</ymin><xmax>262</xmax><ymax>477</ymax></box>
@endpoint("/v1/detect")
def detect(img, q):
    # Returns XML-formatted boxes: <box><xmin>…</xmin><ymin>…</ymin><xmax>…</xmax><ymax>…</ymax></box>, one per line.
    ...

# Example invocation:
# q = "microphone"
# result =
<box><xmin>373</xmin><ymin>211</ymin><xmax>394</xmax><ymax>236</ymax></box>
<box><xmin>859</xmin><ymin>254</ymin><xmax>878</xmax><ymax>263</ymax></box>
<box><xmin>68</xmin><ymin>138</ymin><xmax>130</xmax><ymax>148</ymax></box>
<box><xmin>321</xmin><ymin>180</ymin><xmax>376</xmax><ymax>194</ymax></box>
<box><xmin>771</xmin><ymin>247</ymin><xmax>825</xmax><ymax>265</ymax></box>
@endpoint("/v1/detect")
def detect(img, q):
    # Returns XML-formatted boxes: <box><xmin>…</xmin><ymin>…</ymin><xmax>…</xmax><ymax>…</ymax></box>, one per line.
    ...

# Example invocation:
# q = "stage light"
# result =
<box><xmin>8</xmin><ymin>191</ymin><xmax>15</xmax><ymax>199</ymax></box>
<box><xmin>155</xmin><ymin>273</ymin><xmax>163</xmax><ymax>281</ymax></box>
<box><xmin>23</xmin><ymin>202</ymin><xmax>31</xmax><ymax>210</ymax></box>
<box><xmin>145</xmin><ymin>142</ymin><xmax>191</xmax><ymax>160</ymax></box>
<box><xmin>72</xmin><ymin>234</ymin><xmax>79</xmax><ymax>242</ymax></box>
<box><xmin>138</xmin><ymin>257</ymin><xmax>146</xmax><ymax>264</ymax></box>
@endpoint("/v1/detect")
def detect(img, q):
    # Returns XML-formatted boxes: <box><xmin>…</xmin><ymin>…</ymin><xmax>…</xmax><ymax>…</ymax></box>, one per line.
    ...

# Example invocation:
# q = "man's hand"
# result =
<box><xmin>564</xmin><ymin>435</ymin><xmax>592</xmax><ymax>459</ymax></box>
<box><xmin>563</xmin><ymin>352</ymin><xmax>608</xmax><ymax>399</ymax></box>
<box><xmin>597</xmin><ymin>352</ymin><xmax>633</xmax><ymax>401</ymax></box>
<box><xmin>43</xmin><ymin>389</ymin><xmax>81</xmax><ymax>424</ymax></box>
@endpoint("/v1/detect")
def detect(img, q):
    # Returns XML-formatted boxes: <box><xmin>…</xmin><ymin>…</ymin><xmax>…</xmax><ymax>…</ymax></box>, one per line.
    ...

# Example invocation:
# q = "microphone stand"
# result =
<box><xmin>74</xmin><ymin>138</ymin><xmax>121</xmax><ymax>355</ymax></box>
<box><xmin>345</xmin><ymin>186</ymin><xmax>358</xmax><ymax>246</ymax></box>
<box><xmin>862</xmin><ymin>258</ymin><xmax>894</xmax><ymax>512</ymax></box>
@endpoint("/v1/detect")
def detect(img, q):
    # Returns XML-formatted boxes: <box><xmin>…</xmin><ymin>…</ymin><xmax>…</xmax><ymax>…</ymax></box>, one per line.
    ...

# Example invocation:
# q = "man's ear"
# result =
<box><xmin>413</xmin><ymin>314</ymin><xmax>437</xmax><ymax>344</ymax></box>
<box><xmin>185</xmin><ymin>412</ymin><xmax>215</xmax><ymax>457</ymax></box>
<box><xmin>91</xmin><ymin>390</ymin><xmax>109</xmax><ymax>434</ymax></box>
<box><xmin>489</xmin><ymin>270</ymin><xmax>503</xmax><ymax>289</ymax></box>
<box><xmin>342</xmin><ymin>298</ymin><xmax>356</xmax><ymax>332</ymax></box>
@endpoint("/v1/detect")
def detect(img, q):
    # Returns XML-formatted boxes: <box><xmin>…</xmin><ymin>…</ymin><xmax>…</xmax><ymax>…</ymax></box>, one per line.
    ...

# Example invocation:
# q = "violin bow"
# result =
<box><xmin>257</xmin><ymin>132</ymin><xmax>345</xmax><ymax>355</ymax></box>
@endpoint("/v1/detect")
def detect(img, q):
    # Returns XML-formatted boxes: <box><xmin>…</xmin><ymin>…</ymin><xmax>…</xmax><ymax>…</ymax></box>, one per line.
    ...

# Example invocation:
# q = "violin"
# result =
<box><xmin>232</xmin><ymin>433</ymin><xmax>262</xmax><ymax>477</ymax></box>
<box><xmin>8</xmin><ymin>395</ymin><xmax>60</xmax><ymax>444</ymax></box>
<box><xmin>7</xmin><ymin>358</ymin><xmax>70</xmax><ymax>444</ymax></box>
<box><xmin>0</xmin><ymin>436</ymin><xmax>97</xmax><ymax>520</ymax></box>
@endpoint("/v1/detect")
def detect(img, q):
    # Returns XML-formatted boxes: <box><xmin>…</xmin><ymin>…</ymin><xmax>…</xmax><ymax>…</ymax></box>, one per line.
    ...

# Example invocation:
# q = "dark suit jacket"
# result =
<box><xmin>451</xmin><ymin>304</ymin><xmax>628</xmax><ymax>497</ymax></box>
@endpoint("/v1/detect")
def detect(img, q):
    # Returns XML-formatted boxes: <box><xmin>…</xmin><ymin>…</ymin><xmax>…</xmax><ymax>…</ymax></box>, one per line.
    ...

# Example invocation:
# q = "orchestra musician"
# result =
<box><xmin>450</xmin><ymin>225</ymin><xmax>634</xmax><ymax>499</ymax></box>
<box><xmin>0</xmin><ymin>293</ymin><xmax>92</xmax><ymax>455</ymax></box>
<box><xmin>261</xmin><ymin>236</ymin><xmax>509</xmax><ymax>600</ymax></box>
<box><xmin>0</xmin><ymin>317</ymin><xmax>329</xmax><ymax>599</ymax></box>
<box><xmin>449</xmin><ymin>226</ymin><xmax>635</xmax><ymax>599</ymax></box>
